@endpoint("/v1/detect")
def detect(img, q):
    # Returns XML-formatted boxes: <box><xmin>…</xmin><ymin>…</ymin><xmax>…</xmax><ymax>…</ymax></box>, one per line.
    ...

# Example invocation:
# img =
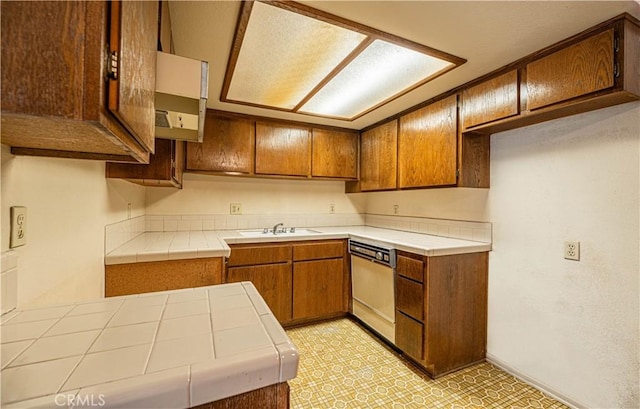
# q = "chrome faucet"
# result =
<box><xmin>272</xmin><ymin>223</ymin><xmax>284</xmax><ymax>234</ymax></box>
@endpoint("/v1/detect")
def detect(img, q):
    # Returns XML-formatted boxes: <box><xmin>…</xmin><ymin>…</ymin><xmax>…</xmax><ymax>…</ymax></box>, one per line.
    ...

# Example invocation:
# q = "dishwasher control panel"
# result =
<box><xmin>349</xmin><ymin>239</ymin><xmax>396</xmax><ymax>268</ymax></box>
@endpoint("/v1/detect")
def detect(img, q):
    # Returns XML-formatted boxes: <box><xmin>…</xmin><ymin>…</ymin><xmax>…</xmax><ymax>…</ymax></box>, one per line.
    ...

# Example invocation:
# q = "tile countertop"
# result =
<box><xmin>106</xmin><ymin>226</ymin><xmax>491</xmax><ymax>265</ymax></box>
<box><xmin>0</xmin><ymin>282</ymin><xmax>298</xmax><ymax>409</ymax></box>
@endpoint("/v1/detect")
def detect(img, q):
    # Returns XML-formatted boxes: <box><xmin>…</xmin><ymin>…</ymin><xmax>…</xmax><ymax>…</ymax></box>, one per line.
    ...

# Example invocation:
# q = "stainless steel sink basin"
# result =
<box><xmin>238</xmin><ymin>228</ymin><xmax>321</xmax><ymax>237</ymax></box>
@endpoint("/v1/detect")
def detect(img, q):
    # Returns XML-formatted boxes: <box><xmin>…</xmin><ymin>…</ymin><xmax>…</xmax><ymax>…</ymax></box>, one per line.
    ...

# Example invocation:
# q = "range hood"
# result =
<box><xmin>155</xmin><ymin>51</ymin><xmax>209</xmax><ymax>142</ymax></box>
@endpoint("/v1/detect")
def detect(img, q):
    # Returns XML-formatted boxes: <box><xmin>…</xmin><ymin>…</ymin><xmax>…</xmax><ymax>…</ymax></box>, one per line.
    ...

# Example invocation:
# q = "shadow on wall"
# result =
<box><xmin>144</xmin><ymin>173</ymin><xmax>367</xmax><ymax>216</ymax></box>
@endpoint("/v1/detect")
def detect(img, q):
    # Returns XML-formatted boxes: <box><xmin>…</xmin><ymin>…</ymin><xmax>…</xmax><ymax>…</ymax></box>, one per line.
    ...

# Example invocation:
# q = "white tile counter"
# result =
<box><xmin>105</xmin><ymin>226</ymin><xmax>490</xmax><ymax>265</ymax></box>
<box><xmin>105</xmin><ymin>231</ymin><xmax>230</xmax><ymax>265</ymax></box>
<box><xmin>0</xmin><ymin>283</ymin><xmax>298</xmax><ymax>408</ymax></box>
<box><xmin>313</xmin><ymin>226</ymin><xmax>492</xmax><ymax>256</ymax></box>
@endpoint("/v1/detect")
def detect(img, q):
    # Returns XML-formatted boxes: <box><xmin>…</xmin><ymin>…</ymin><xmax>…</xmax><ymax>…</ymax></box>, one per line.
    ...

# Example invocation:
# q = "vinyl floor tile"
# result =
<box><xmin>286</xmin><ymin>319</ymin><xmax>568</xmax><ymax>409</ymax></box>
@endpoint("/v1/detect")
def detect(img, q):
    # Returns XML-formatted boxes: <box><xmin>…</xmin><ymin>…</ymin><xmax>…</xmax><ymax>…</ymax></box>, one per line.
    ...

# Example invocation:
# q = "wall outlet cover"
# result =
<box><xmin>564</xmin><ymin>240</ymin><xmax>580</xmax><ymax>261</ymax></box>
<box><xmin>230</xmin><ymin>203</ymin><xmax>242</xmax><ymax>215</ymax></box>
<box><xmin>10</xmin><ymin>206</ymin><xmax>27</xmax><ymax>248</ymax></box>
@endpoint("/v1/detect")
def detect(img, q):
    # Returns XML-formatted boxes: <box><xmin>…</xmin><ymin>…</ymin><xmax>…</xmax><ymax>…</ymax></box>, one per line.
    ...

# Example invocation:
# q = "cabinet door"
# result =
<box><xmin>107</xmin><ymin>0</ymin><xmax>157</xmax><ymax>153</ymax></box>
<box><xmin>186</xmin><ymin>113</ymin><xmax>255</xmax><ymax>173</ymax></box>
<box><xmin>398</xmin><ymin>95</ymin><xmax>457</xmax><ymax>188</ymax></box>
<box><xmin>526</xmin><ymin>29</ymin><xmax>614</xmax><ymax>110</ymax></box>
<box><xmin>311</xmin><ymin>129</ymin><xmax>358</xmax><ymax>179</ymax></box>
<box><xmin>255</xmin><ymin>122</ymin><xmax>310</xmax><ymax>177</ymax></box>
<box><xmin>462</xmin><ymin>70</ymin><xmax>519</xmax><ymax>129</ymax></box>
<box><xmin>105</xmin><ymin>257</ymin><xmax>223</xmax><ymax>297</ymax></box>
<box><xmin>292</xmin><ymin>259</ymin><xmax>344</xmax><ymax>320</ymax></box>
<box><xmin>106</xmin><ymin>138</ymin><xmax>184</xmax><ymax>188</ymax></box>
<box><xmin>227</xmin><ymin>264</ymin><xmax>292</xmax><ymax>323</ymax></box>
<box><xmin>360</xmin><ymin>120</ymin><xmax>398</xmax><ymax>191</ymax></box>
<box><xmin>1</xmin><ymin>1</ymin><xmax>87</xmax><ymax>118</ymax></box>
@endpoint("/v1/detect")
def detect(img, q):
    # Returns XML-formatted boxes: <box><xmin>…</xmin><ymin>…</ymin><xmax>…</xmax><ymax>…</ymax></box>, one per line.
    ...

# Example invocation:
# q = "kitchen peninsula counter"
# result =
<box><xmin>0</xmin><ymin>282</ymin><xmax>298</xmax><ymax>408</ymax></box>
<box><xmin>105</xmin><ymin>226</ymin><xmax>491</xmax><ymax>265</ymax></box>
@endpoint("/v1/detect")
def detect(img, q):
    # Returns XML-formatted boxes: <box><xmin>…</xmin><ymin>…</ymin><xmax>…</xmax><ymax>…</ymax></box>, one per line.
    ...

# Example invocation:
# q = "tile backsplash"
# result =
<box><xmin>105</xmin><ymin>216</ymin><xmax>146</xmax><ymax>255</ymax></box>
<box><xmin>144</xmin><ymin>213</ymin><xmax>365</xmax><ymax>233</ymax></box>
<box><xmin>365</xmin><ymin>214</ymin><xmax>492</xmax><ymax>243</ymax></box>
<box><xmin>104</xmin><ymin>213</ymin><xmax>492</xmax><ymax>255</ymax></box>
<box><xmin>1</xmin><ymin>250</ymin><xmax>18</xmax><ymax>315</ymax></box>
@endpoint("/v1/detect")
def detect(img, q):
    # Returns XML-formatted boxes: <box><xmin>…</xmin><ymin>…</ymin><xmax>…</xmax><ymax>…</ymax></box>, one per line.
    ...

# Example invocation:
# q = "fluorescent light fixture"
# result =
<box><xmin>222</xmin><ymin>1</ymin><xmax>465</xmax><ymax>121</ymax></box>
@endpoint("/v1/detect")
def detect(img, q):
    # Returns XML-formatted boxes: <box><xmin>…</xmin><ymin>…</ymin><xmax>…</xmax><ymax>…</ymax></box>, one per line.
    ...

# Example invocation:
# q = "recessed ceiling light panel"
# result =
<box><xmin>299</xmin><ymin>39</ymin><xmax>455</xmax><ymax>119</ymax></box>
<box><xmin>226</xmin><ymin>2</ymin><xmax>366</xmax><ymax>110</ymax></box>
<box><xmin>222</xmin><ymin>1</ymin><xmax>465</xmax><ymax>121</ymax></box>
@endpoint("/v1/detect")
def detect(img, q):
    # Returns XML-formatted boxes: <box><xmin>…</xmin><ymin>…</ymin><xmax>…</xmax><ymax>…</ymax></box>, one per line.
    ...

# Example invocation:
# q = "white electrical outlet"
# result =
<box><xmin>564</xmin><ymin>240</ymin><xmax>580</xmax><ymax>261</ymax></box>
<box><xmin>10</xmin><ymin>206</ymin><xmax>27</xmax><ymax>248</ymax></box>
<box><xmin>393</xmin><ymin>204</ymin><xmax>399</xmax><ymax>215</ymax></box>
<box><xmin>329</xmin><ymin>204</ymin><xmax>335</xmax><ymax>214</ymax></box>
<box><xmin>230</xmin><ymin>203</ymin><xmax>242</xmax><ymax>215</ymax></box>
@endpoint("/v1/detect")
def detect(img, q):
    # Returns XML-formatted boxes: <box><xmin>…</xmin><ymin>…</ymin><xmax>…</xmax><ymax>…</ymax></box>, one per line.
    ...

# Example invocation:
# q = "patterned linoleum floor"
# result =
<box><xmin>286</xmin><ymin>319</ymin><xmax>569</xmax><ymax>409</ymax></box>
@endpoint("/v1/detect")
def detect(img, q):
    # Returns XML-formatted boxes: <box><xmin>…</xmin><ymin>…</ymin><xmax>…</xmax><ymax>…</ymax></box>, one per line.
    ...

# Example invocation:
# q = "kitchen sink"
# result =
<box><xmin>238</xmin><ymin>228</ymin><xmax>321</xmax><ymax>237</ymax></box>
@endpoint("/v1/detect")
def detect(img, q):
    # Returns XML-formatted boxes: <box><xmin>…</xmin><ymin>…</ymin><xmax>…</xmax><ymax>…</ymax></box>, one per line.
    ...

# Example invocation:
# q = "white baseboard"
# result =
<box><xmin>486</xmin><ymin>353</ymin><xmax>586</xmax><ymax>409</ymax></box>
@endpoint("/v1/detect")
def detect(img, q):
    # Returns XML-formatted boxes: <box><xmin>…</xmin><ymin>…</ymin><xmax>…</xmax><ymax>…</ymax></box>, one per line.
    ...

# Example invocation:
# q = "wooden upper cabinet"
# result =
<box><xmin>398</xmin><ymin>95</ymin><xmax>458</xmax><ymax>188</ymax></box>
<box><xmin>360</xmin><ymin>120</ymin><xmax>398</xmax><ymax>191</ymax></box>
<box><xmin>311</xmin><ymin>129</ymin><xmax>358</xmax><ymax>179</ymax></box>
<box><xmin>106</xmin><ymin>138</ymin><xmax>185</xmax><ymax>188</ymax></box>
<box><xmin>255</xmin><ymin>122</ymin><xmax>311</xmax><ymax>177</ymax></box>
<box><xmin>526</xmin><ymin>29</ymin><xmax>614</xmax><ymax>110</ymax></box>
<box><xmin>462</xmin><ymin>70</ymin><xmax>519</xmax><ymax>129</ymax></box>
<box><xmin>107</xmin><ymin>0</ymin><xmax>157</xmax><ymax>154</ymax></box>
<box><xmin>186</xmin><ymin>113</ymin><xmax>255</xmax><ymax>174</ymax></box>
<box><xmin>1</xmin><ymin>1</ymin><xmax>157</xmax><ymax>162</ymax></box>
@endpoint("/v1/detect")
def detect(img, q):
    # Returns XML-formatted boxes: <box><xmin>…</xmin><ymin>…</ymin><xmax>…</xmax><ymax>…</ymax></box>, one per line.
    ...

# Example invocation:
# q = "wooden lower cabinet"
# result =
<box><xmin>226</xmin><ymin>240</ymin><xmax>348</xmax><ymax>326</ymax></box>
<box><xmin>226</xmin><ymin>263</ymin><xmax>293</xmax><ymax>324</ymax></box>
<box><xmin>292</xmin><ymin>258</ymin><xmax>344</xmax><ymax>320</ymax></box>
<box><xmin>105</xmin><ymin>257</ymin><xmax>223</xmax><ymax>297</ymax></box>
<box><xmin>192</xmin><ymin>382</ymin><xmax>289</xmax><ymax>409</ymax></box>
<box><xmin>395</xmin><ymin>250</ymin><xmax>488</xmax><ymax>378</ymax></box>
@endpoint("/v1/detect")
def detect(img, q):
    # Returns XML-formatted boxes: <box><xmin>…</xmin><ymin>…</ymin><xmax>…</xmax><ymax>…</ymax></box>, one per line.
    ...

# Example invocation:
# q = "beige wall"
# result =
<box><xmin>1</xmin><ymin>146</ymin><xmax>145</xmax><ymax>307</ymax></box>
<box><xmin>1</xmin><ymin>102</ymin><xmax>637</xmax><ymax>408</ymax></box>
<box><xmin>485</xmin><ymin>102</ymin><xmax>639</xmax><ymax>408</ymax></box>
<box><xmin>364</xmin><ymin>188</ymin><xmax>489</xmax><ymax>221</ymax></box>
<box><xmin>364</xmin><ymin>102</ymin><xmax>639</xmax><ymax>408</ymax></box>
<box><xmin>146</xmin><ymin>173</ymin><xmax>366</xmax><ymax>216</ymax></box>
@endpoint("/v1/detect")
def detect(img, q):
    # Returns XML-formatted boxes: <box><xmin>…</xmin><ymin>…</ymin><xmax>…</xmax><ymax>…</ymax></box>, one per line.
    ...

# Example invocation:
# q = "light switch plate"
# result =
<box><xmin>10</xmin><ymin>206</ymin><xmax>27</xmax><ymax>248</ymax></box>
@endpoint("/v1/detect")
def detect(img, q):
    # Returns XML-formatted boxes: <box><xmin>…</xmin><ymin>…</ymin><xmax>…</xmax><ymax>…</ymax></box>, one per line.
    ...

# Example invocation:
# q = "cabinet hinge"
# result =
<box><xmin>613</xmin><ymin>36</ymin><xmax>620</xmax><ymax>52</ymax></box>
<box><xmin>456</xmin><ymin>169</ymin><xmax>460</xmax><ymax>178</ymax></box>
<box><xmin>107</xmin><ymin>51</ymin><xmax>119</xmax><ymax>80</ymax></box>
<box><xmin>613</xmin><ymin>62</ymin><xmax>620</xmax><ymax>78</ymax></box>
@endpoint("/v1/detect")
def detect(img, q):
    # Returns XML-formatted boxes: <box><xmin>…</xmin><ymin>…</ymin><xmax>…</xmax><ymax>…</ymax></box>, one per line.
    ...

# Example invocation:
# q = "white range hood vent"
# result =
<box><xmin>155</xmin><ymin>51</ymin><xmax>208</xmax><ymax>142</ymax></box>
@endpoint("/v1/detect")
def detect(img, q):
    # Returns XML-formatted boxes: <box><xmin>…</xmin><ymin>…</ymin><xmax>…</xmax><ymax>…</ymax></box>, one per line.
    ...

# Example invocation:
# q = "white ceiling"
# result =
<box><xmin>169</xmin><ymin>1</ymin><xmax>639</xmax><ymax>130</ymax></box>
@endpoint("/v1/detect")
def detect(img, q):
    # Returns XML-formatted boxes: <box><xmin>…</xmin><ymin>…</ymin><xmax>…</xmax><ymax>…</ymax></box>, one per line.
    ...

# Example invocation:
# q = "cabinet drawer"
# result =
<box><xmin>396</xmin><ymin>311</ymin><xmax>423</xmax><ymax>362</ymax></box>
<box><xmin>396</xmin><ymin>275</ymin><xmax>423</xmax><ymax>321</ymax></box>
<box><xmin>397</xmin><ymin>255</ymin><xmax>424</xmax><ymax>282</ymax></box>
<box><xmin>293</xmin><ymin>241</ymin><xmax>343</xmax><ymax>261</ymax></box>
<box><xmin>526</xmin><ymin>29</ymin><xmax>614</xmax><ymax>110</ymax></box>
<box><xmin>462</xmin><ymin>70</ymin><xmax>519</xmax><ymax>129</ymax></box>
<box><xmin>227</xmin><ymin>245</ymin><xmax>291</xmax><ymax>267</ymax></box>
